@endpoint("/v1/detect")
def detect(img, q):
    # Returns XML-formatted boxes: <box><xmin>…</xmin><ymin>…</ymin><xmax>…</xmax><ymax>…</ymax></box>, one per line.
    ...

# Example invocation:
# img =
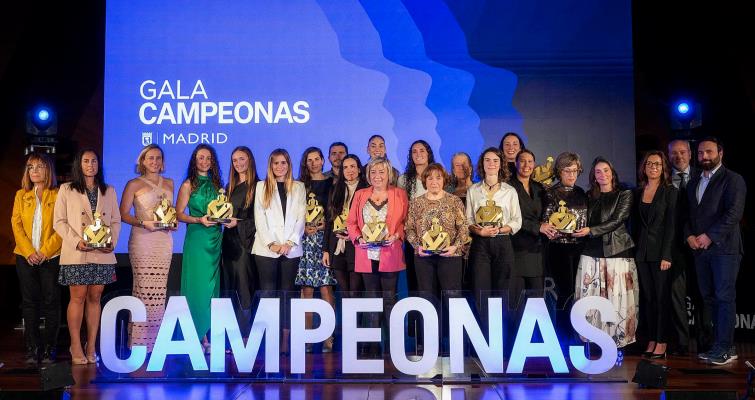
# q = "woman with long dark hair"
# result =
<box><xmin>466</xmin><ymin>147</ymin><xmax>521</xmax><ymax>312</ymax></box>
<box><xmin>176</xmin><ymin>144</ymin><xmax>224</xmax><ymax>352</ymax></box>
<box><xmin>632</xmin><ymin>151</ymin><xmax>676</xmax><ymax>358</ymax></box>
<box><xmin>119</xmin><ymin>144</ymin><xmax>174</xmax><ymax>353</ymax></box>
<box><xmin>295</xmin><ymin>147</ymin><xmax>337</xmax><ymax>352</ymax></box>
<box><xmin>499</xmin><ymin>132</ymin><xmax>525</xmax><ymax>178</ymax></box>
<box><xmin>222</xmin><ymin>146</ymin><xmax>258</xmax><ymax>335</ymax></box>
<box><xmin>54</xmin><ymin>148</ymin><xmax>121</xmax><ymax>364</ymax></box>
<box><xmin>252</xmin><ymin>148</ymin><xmax>306</xmax><ymax>354</ymax></box>
<box><xmin>12</xmin><ymin>152</ymin><xmax>62</xmax><ymax>364</ymax></box>
<box><xmin>398</xmin><ymin>140</ymin><xmax>435</xmax><ymax>200</ymax></box>
<box><xmin>323</xmin><ymin>154</ymin><xmax>369</xmax><ymax>297</ymax></box>
<box><xmin>573</xmin><ymin>157</ymin><xmax>638</xmax><ymax>349</ymax></box>
<box><xmin>508</xmin><ymin>149</ymin><xmax>547</xmax><ymax>297</ymax></box>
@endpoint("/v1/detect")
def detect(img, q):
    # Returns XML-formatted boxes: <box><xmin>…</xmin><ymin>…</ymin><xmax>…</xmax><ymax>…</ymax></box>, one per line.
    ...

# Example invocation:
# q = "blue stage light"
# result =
<box><xmin>676</xmin><ymin>102</ymin><xmax>690</xmax><ymax>115</ymax></box>
<box><xmin>37</xmin><ymin>108</ymin><xmax>50</xmax><ymax>122</ymax></box>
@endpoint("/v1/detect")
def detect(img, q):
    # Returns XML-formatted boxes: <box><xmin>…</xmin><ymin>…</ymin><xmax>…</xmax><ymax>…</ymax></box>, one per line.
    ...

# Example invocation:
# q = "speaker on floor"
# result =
<box><xmin>632</xmin><ymin>359</ymin><xmax>669</xmax><ymax>388</ymax></box>
<box><xmin>39</xmin><ymin>362</ymin><xmax>75</xmax><ymax>391</ymax></box>
<box><xmin>661</xmin><ymin>391</ymin><xmax>738</xmax><ymax>400</ymax></box>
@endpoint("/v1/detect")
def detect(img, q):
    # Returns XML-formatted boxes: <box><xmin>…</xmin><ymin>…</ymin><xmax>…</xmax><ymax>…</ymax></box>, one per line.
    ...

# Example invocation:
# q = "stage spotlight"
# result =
<box><xmin>25</xmin><ymin>105</ymin><xmax>58</xmax><ymax>155</ymax></box>
<box><xmin>670</xmin><ymin>99</ymin><xmax>702</xmax><ymax>131</ymax></box>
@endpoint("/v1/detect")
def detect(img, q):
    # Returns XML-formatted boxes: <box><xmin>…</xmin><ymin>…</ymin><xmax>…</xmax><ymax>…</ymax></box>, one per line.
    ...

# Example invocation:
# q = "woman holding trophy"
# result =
<box><xmin>119</xmin><ymin>144</ymin><xmax>175</xmax><ymax>353</ymax></box>
<box><xmin>221</xmin><ymin>146</ymin><xmax>258</xmax><ymax>336</ymax></box>
<box><xmin>541</xmin><ymin>152</ymin><xmax>589</xmax><ymax>318</ymax></box>
<box><xmin>466</xmin><ymin>148</ymin><xmax>521</xmax><ymax>310</ymax></box>
<box><xmin>176</xmin><ymin>144</ymin><xmax>224</xmax><ymax>353</ymax></box>
<box><xmin>54</xmin><ymin>148</ymin><xmax>121</xmax><ymax>364</ymax></box>
<box><xmin>323</xmin><ymin>154</ymin><xmax>369</xmax><ymax>298</ymax></box>
<box><xmin>406</xmin><ymin>163</ymin><xmax>468</xmax><ymax>303</ymax></box>
<box><xmin>252</xmin><ymin>149</ymin><xmax>306</xmax><ymax>354</ymax></box>
<box><xmin>295</xmin><ymin>147</ymin><xmax>337</xmax><ymax>352</ymax></box>
<box><xmin>347</xmin><ymin>157</ymin><xmax>408</xmax><ymax>354</ymax></box>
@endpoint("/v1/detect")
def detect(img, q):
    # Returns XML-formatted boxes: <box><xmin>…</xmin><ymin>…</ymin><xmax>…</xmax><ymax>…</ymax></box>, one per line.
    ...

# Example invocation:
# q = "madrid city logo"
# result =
<box><xmin>141</xmin><ymin>132</ymin><xmax>153</xmax><ymax>146</ymax></box>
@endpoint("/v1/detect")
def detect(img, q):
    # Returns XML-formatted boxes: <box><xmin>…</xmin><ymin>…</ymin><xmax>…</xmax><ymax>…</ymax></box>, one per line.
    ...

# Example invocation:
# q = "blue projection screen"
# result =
<box><xmin>104</xmin><ymin>0</ymin><xmax>635</xmax><ymax>253</ymax></box>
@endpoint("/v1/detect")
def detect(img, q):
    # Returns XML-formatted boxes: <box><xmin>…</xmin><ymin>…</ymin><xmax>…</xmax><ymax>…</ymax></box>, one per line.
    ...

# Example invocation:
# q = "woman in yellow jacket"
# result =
<box><xmin>11</xmin><ymin>152</ymin><xmax>62</xmax><ymax>364</ymax></box>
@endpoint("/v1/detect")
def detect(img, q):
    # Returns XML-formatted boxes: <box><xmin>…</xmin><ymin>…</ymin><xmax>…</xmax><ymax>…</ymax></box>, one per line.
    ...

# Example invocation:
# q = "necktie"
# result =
<box><xmin>678</xmin><ymin>172</ymin><xmax>686</xmax><ymax>190</ymax></box>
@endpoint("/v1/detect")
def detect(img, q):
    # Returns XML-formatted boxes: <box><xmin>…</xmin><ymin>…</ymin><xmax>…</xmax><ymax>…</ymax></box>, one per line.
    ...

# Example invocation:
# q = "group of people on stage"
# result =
<box><xmin>11</xmin><ymin>132</ymin><xmax>746</xmax><ymax>366</ymax></box>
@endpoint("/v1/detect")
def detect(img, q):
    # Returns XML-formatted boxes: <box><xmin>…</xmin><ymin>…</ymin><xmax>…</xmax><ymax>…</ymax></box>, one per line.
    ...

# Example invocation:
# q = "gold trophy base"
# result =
<box><xmin>154</xmin><ymin>222</ymin><xmax>177</xmax><ymax>230</ymax></box>
<box><xmin>422</xmin><ymin>249</ymin><xmax>446</xmax><ymax>255</ymax></box>
<box><xmin>85</xmin><ymin>242</ymin><xmax>112</xmax><ymax>249</ymax></box>
<box><xmin>208</xmin><ymin>217</ymin><xmax>232</xmax><ymax>224</ymax></box>
<box><xmin>363</xmin><ymin>240</ymin><xmax>390</xmax><ymax>248</ymax></box>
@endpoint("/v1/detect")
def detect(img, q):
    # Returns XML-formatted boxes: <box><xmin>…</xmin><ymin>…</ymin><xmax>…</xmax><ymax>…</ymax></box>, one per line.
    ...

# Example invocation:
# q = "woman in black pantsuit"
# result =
<box><xmin>222</xmin><ymin>146</ymin><xmax>257</xmax><ymax>334</ymax></box>
<box><xmin>323</xmin><ymin>154</ymin><xmax>369</xmax><ymax>297</ymax></box>
<box><xmin>633</xmin><ymin>150</ymin><xmax>676</xmax><ymax>359</ymax></box>
<box><xmin>508</xmin><ymin>149</ymin><xmax>547</xmax><ymax>300</ymax></box>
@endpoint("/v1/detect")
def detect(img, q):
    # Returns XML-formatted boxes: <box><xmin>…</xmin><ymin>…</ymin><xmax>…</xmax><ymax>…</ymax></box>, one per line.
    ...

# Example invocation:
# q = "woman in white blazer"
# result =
<box><xmin>252</xmin><ymin>148</ymin><xmax>306</xmax><ymax>353</ymax></box>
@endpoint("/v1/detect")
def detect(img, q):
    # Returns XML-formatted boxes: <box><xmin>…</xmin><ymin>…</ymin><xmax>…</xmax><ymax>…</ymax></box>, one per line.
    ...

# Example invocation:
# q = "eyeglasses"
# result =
<box><xmin>645</xmin><ymin>161</ymin><xmax>663</xmax><ymax>169</ymax></box>
<box><xmin>26</xmin><ymin>164</ymin><xmax>47</xmax><ymax>171</ymax></box>
<box><xmin>562</xmin><ymin>168</ymin><xmax>579</xmax><ymax>175</ymax></box>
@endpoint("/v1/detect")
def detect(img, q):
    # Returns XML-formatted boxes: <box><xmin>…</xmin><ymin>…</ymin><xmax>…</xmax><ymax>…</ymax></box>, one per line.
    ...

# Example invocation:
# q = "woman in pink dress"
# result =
<box><xmin>119</xmin><ymin>144</ymin><xmax>174</xmax><ymax>352</ymax></box>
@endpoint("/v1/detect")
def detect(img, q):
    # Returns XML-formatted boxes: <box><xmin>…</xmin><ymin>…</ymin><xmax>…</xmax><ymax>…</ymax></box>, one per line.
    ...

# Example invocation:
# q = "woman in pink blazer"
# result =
<box><xmin>54</xmin><ymin>148</ymin><xmax>121</xmax><ymax>364</ymax></box>
<box><xmin>346</xmin><ymin>157</ymin><xmax>408</xmax><ymax>354</ymax></box>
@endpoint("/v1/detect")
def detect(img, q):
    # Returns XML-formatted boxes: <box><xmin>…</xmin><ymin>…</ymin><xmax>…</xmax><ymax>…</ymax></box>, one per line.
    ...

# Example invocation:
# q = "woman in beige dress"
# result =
<box><xmin>119</xmin><ymin>144</ymin><xmax>174</xmax><ymax>352</ymax></box>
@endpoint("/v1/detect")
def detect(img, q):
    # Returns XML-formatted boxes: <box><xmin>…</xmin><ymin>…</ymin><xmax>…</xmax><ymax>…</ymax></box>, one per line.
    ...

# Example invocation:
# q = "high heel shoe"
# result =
<box><xmin>322</xmin><ymin>337</ymin><xmax>334</xmax><ymax>353</ymax></box>
<box><xmin>69</xmin><ymin>347</ymin><xmax>88</xmax><ymax>365</ymax></box>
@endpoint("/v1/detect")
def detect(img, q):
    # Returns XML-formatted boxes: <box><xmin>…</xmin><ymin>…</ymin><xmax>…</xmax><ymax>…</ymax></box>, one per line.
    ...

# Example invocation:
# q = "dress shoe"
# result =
<box><xmin>41</xmin><ymin>345</ymin><xmax>57</xmax><ymax>364</ymax></box>
<box><xmin>650</xmin><ymin>352</ymin><xmax>666</xmax><ymax>359</ymax></box>
<box><xmin>24</xmin><ymin>346</ymin><xmax>38</xmax><ymax>365</ymax></box>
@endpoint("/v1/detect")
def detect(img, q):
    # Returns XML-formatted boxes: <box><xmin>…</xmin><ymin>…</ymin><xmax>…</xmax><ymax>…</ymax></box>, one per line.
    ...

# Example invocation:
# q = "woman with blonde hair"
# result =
<box><xmin>252</xmin><ymin>148</ymin><xmax>306</xmax><ymax>353</ymax></box>
<box><xmin>119</xmin><ymin>144</ymin><xmax>174</xmax><ymax>352</ymax></box>
<box><xmin>11</xmin><ymin>152</ymin><xmax>62</xmax><ymax>364</ymax></box>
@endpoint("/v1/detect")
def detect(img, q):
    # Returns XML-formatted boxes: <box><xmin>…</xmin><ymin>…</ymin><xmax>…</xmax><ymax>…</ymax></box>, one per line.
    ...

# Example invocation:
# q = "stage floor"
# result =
<box><xmin>1</xmin><ymin>327</ymin><xmax>752</xmax><ymax>399</ymax></box>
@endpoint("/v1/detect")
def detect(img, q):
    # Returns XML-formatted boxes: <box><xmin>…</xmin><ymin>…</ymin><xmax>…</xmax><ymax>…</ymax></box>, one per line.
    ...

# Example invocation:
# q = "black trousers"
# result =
<box><xmin>15</xmin><ymin>255</ymin><xmax>61</xmax><ymax>349</ymax></box>
<box><xmin>470</xmin><ymin>235</ymin><xmax>514</xmax><ymax>315</ymax></box>
<box><xmin>637</xmin><ymin>260</ymin><xmax>671</xmax><ymax>343</ymax></box>
<box><xmin>361</xmin><ymin>260</ymin><xmax>399</xmax><ymax>327</ymax></box>
<box><xmin>222</xmin><ymin>244</ymin><xmax>256</xmax><ymax>310</ymax></box>
<box><xmin>545</xmin><ymin>242</ymin><xmax>583</xmax><ymax>309</ymax></box>
<box><xmin>331</xmin><ymin>243</ymin><xmax>362</xmax><ymax>297</ymax></box>
<box><xmin>255</xmin><ymin>255</ymin><xmax>299</xmax><ymax>329</ymax></box>
<box><xmin>414</xmin><ymin>255</ymin><xmax>462</xmax><ymax>347</ymax></box>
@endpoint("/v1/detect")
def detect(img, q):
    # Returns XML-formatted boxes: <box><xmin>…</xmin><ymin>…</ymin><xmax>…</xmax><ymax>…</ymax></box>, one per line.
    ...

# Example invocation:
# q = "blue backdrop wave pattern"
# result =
<box><xmin>104</xmin><ymin>0</ymin><xmax>633</xmax><ymax>253</ymax></box>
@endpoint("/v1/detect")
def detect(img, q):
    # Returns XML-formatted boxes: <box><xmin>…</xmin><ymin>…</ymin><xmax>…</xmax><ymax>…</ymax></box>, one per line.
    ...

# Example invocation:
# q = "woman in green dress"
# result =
<box><xmin>176</xmin><ymin>144</ymin><xmax>226</xmax><ymax>352</ymax></box>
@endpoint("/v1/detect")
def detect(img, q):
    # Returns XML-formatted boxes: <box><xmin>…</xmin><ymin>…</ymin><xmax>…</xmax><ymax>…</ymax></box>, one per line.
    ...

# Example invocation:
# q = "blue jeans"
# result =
<box><xmin>694</xmin><ymin>252</ymin><xmax>741</xmax><ymax>352</ymax></box>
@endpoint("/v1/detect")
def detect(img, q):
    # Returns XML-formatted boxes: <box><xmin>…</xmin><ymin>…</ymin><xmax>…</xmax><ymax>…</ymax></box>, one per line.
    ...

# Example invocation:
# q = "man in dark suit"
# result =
<box><xmin>667</xmin><ymin>139</ymin><xmax>702</xmax><ymax>355</ymax></box>
<box><xmin>685</xmin><ymin>137</ymin><xmax>746</xmax><ymax>365</ymax></box>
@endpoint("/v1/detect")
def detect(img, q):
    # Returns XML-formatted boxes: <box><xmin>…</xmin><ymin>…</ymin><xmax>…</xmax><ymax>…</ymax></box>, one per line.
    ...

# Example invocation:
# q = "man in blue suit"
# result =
<box><xmin>685</xmin><ymin>137</ymin><xmax>747</xmax><ymax>365</ymax></box>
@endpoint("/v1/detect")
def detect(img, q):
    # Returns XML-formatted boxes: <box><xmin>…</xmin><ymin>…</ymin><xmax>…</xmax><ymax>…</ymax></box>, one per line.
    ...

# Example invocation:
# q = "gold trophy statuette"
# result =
<box><xmin>475</xmin><ymin>199</ymin><xmax>503</xmax><ymax>228</ymax></box>
<box><xmin>361</xmin><ymin>209</ymin><xmax>388</xmax><ymax>247</ymax></box>
<box><xmin>83</xmin><ymin>212</ymin><xmax>112</xmax><ymax>249</ymax></box>
<box><xmin>153</xmin><ymin>196</ymin><xmax>177</xmax><ymax>229</ymax></box>
<box><xmin>548</xmin><ymin>200</ymin><xmax>578</xmax><ymax>233</ymax></box>
<box><xmin>206</xmin><ymin>188</ymin><xmax>233</xmax><ymax>223</ymax></box>
<box><xmin>533</xmin><ymin>156</ymin><xmax>555</xmax><ymax>187</ymax></box>
<box><xmin>305</xmin><ymin>193</ymin><xmax>325</xmax><ymax>227</ymax></box>
<box><xmin>422</xmin><ymin>217</ymin><xmax>450</xmax><ymax>254</ymax></box>
<box><xmin>333</xmin><ymin>206</ymin><xmax>349</xmax><ymax>235</ymax></box>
